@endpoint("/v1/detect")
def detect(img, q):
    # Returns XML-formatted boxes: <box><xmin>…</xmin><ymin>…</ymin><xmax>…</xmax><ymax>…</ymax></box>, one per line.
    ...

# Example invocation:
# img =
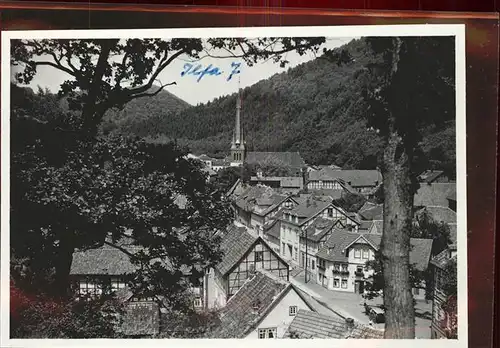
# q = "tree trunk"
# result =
<box><xmin>381</xmin><ymin>131</ymin><xmax>415</xmax><ymax>338</ymax></box>
<box><xmin>53</xmin><ymin>231</ymin><xmax>75</xmax><ymax>298</ymax></box>
<box><xmin>81</xmin><ymin>39</ymin><xmax>118</xmax><ymax>134</ymax></box>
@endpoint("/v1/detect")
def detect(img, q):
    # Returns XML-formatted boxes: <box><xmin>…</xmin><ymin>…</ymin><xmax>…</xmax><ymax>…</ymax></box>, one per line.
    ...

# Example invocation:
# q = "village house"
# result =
<box><xmin>430</xmin><ymin>225</ymin><xmax>457</xmax><ymax>339</ymax></box>
<box><xmin>207</xmin><ymin>270</ymin><xmax>339</xmax><ymax>338</ymax></box>
<box><xmin>284</xmin><ymin>309</ymin><xmax>384</xmax><ymax>339</ymax></box>
<box><xmin>278</xmin><ymin>197</ymin><xmax>360</xmax><ymax>271</ymax></box>
<box><xmin>417</xmin><ymin>170</ymin><xmax>451</xmax><ymax>184</ymax></box>
<box><xmin>307</xmin><ymin>168</ymin><xmax>382</xmax><ymax>197</ymax></box>
<box><xmin>69</xmin><ymin>238</ymin><xmax>197</xmax><ymax>337</ymax></box>
<box><xmin>315</xmin><ymin>230</ymin><xmax>433</xmax><ymax>299</ymax></box>
<box><xmin>232</xmin><ymin>185</ymin><xmax>300</xmax><ymax>237</ymax></box>
<box><xmin>414</xmin><ymin>182</ymin><xmax>457</xmax><ymax>209</ymax></box>
<box><xmin>204</xmin><ymin>225</ymin><xmax>290</xmax><ymax>310</ymax></box>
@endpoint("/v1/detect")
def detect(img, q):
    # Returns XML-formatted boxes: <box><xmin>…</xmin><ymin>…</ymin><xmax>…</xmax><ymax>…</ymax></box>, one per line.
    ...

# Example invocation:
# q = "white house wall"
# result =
<box><xmin>244</xmin><ymin>287</ymin><xmax>311</xmax><ymax>339</ymax></box>
<box><xmin>205</xmin><ymin>268</ymin><xmax>227</xmax><ymax>310</ymax></box>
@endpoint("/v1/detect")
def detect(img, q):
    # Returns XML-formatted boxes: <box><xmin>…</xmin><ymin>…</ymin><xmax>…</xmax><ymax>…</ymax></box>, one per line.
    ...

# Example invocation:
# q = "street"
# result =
<box><xmin>291</xmin><ymin>272</ymin><xmax>432</xmax><ymax>339</ymax></box>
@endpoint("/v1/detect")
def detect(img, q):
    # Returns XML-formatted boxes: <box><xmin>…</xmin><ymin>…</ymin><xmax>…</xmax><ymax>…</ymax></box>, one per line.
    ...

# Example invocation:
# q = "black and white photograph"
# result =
<box><xmin>1</xmin><ymin>25</ymin><xmax>466</xmax><ymax>346</ymax></box>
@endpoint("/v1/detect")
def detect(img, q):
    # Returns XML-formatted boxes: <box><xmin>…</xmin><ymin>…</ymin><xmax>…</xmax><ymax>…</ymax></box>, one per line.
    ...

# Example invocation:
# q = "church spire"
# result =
<box><xmin>230</xmin><ymin>78</ymin><xmax>246</xmax><ymax>166</ymax></box>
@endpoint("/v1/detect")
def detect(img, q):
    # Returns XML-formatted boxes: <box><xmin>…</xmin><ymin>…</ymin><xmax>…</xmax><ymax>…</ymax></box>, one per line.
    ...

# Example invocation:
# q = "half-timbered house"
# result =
<box><xmin>204</xmin><ymin>225</ymin><xmax>290</xmax><ymax>310</ymax></box>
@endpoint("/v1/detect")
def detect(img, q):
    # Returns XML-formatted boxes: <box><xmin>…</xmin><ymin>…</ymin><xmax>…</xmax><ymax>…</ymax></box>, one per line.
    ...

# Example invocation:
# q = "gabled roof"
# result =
<box><xmin>409</xmin><ymin>238</ymin><xmax>433</xmax><ymax>272</ymax></box>
<box><xmin>307</xmin><ymin>188</ymin><xmax>345</xmax><ymax>200</ymax></box>
<box><xmin>303</xmin><ymin>217</ymin><xmax>338</xmax><ymax>242</ymax></box>
<box><xmin>447</xmin><ymin>187</ymin><xmax>457</xmax><ymax>201</ymax></box>
<box><xmin>308</xmin><ymin>169</ymin><xmax>382</xmax><ymax>188</ymax></box>
<box><xmin>418</xmin><ymin>170</ymin><xmax>445</xmax><ymax>183</ymax></box>
<box><xmin>359</xmin><ymin>220</ymin><xmax>373</xmax><ymax>231</ymax></box>
<box><xmin>369</xmin><ymin>220</ymin><xmax>384</xmax><ymax>234</ymax></box>
<box><xmin>234</xmin><ymin>185</ymin><xmax>290</xmax><ymax>217</ymax></box>
<box><xmin>430</xmin><ymin>248</ymin><xmax>457</xmax><ymax>269</ymax></box>
<box><xmin>263</xmin><ymin>217</ymin><xmax>281</xmax><ymax>239</ymax></box>
<box><xmin>246</xmin><ymin>151</ymin><xmax>306</xmax><ymax>169</ymax></box>
<box><xmin>208</xmin><ymin>271</ymin><xmax>291</xmax><ymax>338</ymax></box>
<box><xmin>317</xmin><ymin>231</ymin><xmax>432</xmax><ymax>271</ymax></box>
<box><xmin>217</xmin><ymin>225</ymin><xmax>257</xmax><ymax>275</ymax></box>
<box><xmin>289</xmin><ymin>198</ymin><xmax>332</xmax><ymax>219</ymax></box>
<box><xmin>358</xmin><ymin>203</ymin><xmax>383</xmax><ymax>221</ymax></box>
<box><xmin>285</xmin><ymin>310</ymin><xmax>383</xmax><ymax>339</ymax></box>
<box><xmin>414</xmin><ymin>183</ymin><xmax>456</xmax><ymax>208</ymax></box>
<box><xmin>419</xmin><ymin>206</ymin><xmax>457</xmax><ymax>224</ymax></box>
<box><xmin>70</xmin><ymin>237</ymin><xmax>191</xmax><ymax>276</ymax></box>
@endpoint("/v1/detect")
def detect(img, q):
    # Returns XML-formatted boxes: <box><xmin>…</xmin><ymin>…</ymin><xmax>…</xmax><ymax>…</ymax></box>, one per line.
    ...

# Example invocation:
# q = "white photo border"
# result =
<box><xmin>1</xmin><ymin>24</ymin><xmax>467</xmax><ymax>348</ymax></box>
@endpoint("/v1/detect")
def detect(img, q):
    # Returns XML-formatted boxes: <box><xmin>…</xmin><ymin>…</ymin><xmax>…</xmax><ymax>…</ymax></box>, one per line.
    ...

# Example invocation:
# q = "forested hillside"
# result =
<box><xmin>15</xmin><ymin>38</ymin><xmax>455</xmax><ymax>177</ymax></box>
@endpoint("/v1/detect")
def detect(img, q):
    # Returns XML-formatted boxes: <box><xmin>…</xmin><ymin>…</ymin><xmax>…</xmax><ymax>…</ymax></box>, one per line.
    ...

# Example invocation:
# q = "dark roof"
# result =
<box><xmin>246</xmin><ymin>151</ymin><xmax>306</xmax><ymax>169</ymax></box>
<box><xmin>217</xmin><ymin>225</ymin><xmax>257</xmax><ymax>275</ymax></box>
<box><xmin>359</xmin><ymin>220</ymin><xmax>373</xmax><ymax>231</ymax></box>
<box><xmin>430</xmin><ymin>249</ymin><xmax>456</xmax><ymax>269</ymax></box>
<box><xmin>264</xmin><ymin>218</ymin><xmax>281</xmax><ymax>239</ymax></box>
<box><xmin>285</xmin><ymin>310</ymin><xmax>383</xmax><ymax>339</ymax></box>
<box><xmin>208</xmin><ymin>271</ymin><xmax>289</xmax><ymax>338</ymax></box>
<box><xmin>414</xmin><ymin>183</ymin><xmax>456</xmax><ymax>208</ymax></box>
<box><xmin>409</xmin><ymin>238</ymin><xmax>433</xmax><ymax>271</ymax></box>
<box><xmin>120</xmin><ymin>301</ymin><xmax>160</xmax><ymax>337</ymax></box>
<box><xmin>289</xmin><ymin>198</ymin><xmax>331</xmax><ymax>219</ymax></box>
<box><xmin>234</xmin><ymin>185</ymin><xmax>289</xmax><ymax>216</ymax></box>
<box><xmin>358</xmin><ymin>203</ymin><xmax>383</xmax><ymax>220</ymax></box>
<box><xmin>421</xmin><ymin>206</ymin><xmax>457</xmax><ymax>224</ymax></box>
<box><xmin>212</xmin><ymin>158</ymin><xmax>231</xmax><ymax>166</ymax></box>
<box><xmin>317</xmin><ymin>231</ymin><xmax>432</xmax><ymax>271</ymax></box>
<box><xmin>70</xmin><ymin>245</ymin><xmax>140</xmax><ymax>275</ymax></box>
<box><xmin>303</xmin><ymin>217</ymin><xmax>337</xmax><ymax>242</ymax></box>
<box><xmin>308</xmin><ymin>169</ymin><xmax>382</xmax><ymax>187</ymax></box>
<box><xmin>316</xmin><ymin>229</ymin><xmax>373</xmax><ymax>263</ymax></box>
<box><xmin>418</xmin><ymin>170</ymin><xmax>445</xmax><ymax>183</ymax></box>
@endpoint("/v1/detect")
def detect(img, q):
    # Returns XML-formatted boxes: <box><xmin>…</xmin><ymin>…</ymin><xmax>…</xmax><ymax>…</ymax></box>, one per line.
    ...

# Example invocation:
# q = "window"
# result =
<box><xmin>293</xmin><ymin>247</ymin><xmax>298</xmax><ymax>261</ymax></box>
<box><xmin>354</xmin><ymin>249</ymin><xmax>361</xmax><ymax>258</ymax></box>
<box><xmin>193</xmin><ymin>298</ymin><xmax>202</xmax><ymax>308</ymax></box>
<box><xmin>282</xmin><ymin>242</ymin><xmax>286</xmax><ymax>255</ymax></box>
<box><xmin>289</xmin><ymin>306</ymin><xmax>298</xmax><ymax>316</ymax></box>
<box><xmin>333</xmin><ymin>278</ymin><xmax>340</xmax><ymax>288</ymax></box>
<box><xmin>362</xmin><ymin>249</ymin><xmax>369</xmax><ymax>259</ymax></box>
<box><xmin>413</xmin><ymin>287</ymin><xmax>420</xmax><ymax>295</ymax></box>
<box><xmin>255</xmin><ymin>251</ymin><xmax>264</xmax><ymax>262</ymax></box>
<box><xmin>341</xmin><ymin>264</ymin><xmax>348</xmax><ymax>272</ymax></box>
<box><xmin>327</xmin><ymin>208</ymin><xmax>334</xmax><ymax>217</ymax></box>
<box><xmin>341</xmin><ymin>278</ymin><xmax>348</xmax><ymax>289</ymax></box>
<box><xmin>333</xmin><ymin>263</ymin><xmax>340</xmax><ymax>272</ymax></box>
<box><xmin>258</xmin><ymin>328</ymin><xmax>277</xmax><ymax>339</ymax></box>
<box><xmin>312</xmin><ymin>260</ymin><xmax>316</xmax><ymax>270</ymax></box>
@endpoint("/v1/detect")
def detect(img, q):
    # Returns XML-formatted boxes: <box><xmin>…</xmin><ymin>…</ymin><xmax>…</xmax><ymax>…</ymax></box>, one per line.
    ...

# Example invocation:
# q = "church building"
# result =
<box><xmin>229</xmin><ymin>89</ymin><xmax>306</xmax><ymax>184</ymax></box>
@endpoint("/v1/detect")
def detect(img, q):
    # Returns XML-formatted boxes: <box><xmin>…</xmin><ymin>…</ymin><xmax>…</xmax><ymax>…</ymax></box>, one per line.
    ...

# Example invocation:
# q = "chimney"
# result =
<box><xmin>345</xmin><ymin>318</ymin><xmax>355</xmax><ymax>335</ymax></box>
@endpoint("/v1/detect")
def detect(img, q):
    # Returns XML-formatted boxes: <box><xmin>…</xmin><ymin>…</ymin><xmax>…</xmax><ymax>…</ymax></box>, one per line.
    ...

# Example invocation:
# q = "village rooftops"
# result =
<box><xmin>417</xmin><ymin>170</ymin><xmax>446</xmax><ymax>183</ymax></box>
<box><xmin>308</xmin><ymin>169</ymin><xmax>382</xmax><ymax>188</ymax></box>
<box><xmin>216</xmin><ymin>224</ymin><xmax>258</xmax><ymax>276</ymax></box>
<box><xmin>245</xmin><ymin>151</ymin><xmax>306</xmax><ymax>170</ymax></box>
<box><xmin>316</xmin><ymin>230</ymin><xmax>433</xmax><ymax>272</ymax></box>
<box><xmin>285</xmin><ymin>309</ymin><xmax>384</xmax><ymax>339</ymax></box>
<box><xmin>69</xmin><ymin>236</ymin><xmax>192</xmax><ymax>277</ymax></box>
<box><xmin>234</xmin><ymin>185</ymin><xmax>294</xmax><ymax>217</ymax></box>
<box><xmin>358</xmin><ymin>202</ymin><xmax>384</xmax><ymax>221</ymax></box>
<box><xmin>303</xmin><ymin>217</ymin><xmax>340</xmax><ymax>242</ymax></box>
<box><xmin>208</xmin><ymin>270</ymin><xmax>333</xmax><ymax>338</ymax></box>
<box><xmin>430</xmin><ymin>248</ymin><xmax>457</xmax><ymax>270</ymax></box>
<box><xmin>418</xmin><ymin>206</ymin><xmax>457</xmax><ymax>225</ymax></box>
<box><xmin>414</xmin><ymin>183</ymin><xmax>456</xmax><ymax>208</ymax></box>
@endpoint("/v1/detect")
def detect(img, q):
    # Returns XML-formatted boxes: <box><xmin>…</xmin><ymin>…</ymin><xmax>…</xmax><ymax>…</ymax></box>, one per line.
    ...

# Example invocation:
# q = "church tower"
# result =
<box><xmin>230</xmin><ymin>88</ymin><xmax>246</xmax><ymax>166</ymax></box>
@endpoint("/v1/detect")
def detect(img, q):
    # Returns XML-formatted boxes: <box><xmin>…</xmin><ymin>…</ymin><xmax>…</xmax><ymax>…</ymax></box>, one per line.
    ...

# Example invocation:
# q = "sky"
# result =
<box><xmin>11</xmin><ymin>37</ymin><xmax>354</xmax><ymax>106</ymax></box>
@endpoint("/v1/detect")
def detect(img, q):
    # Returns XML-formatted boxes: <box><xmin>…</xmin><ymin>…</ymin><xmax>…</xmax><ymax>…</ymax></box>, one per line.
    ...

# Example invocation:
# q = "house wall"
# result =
<box><xmin>263</xmin><ymin>234</ymin><xmax>281</xmax><ymax>254</ymax></box>
<box><xmin>280</xmin><ymin>221</ymin><xmax>300</xmax><ymax>265</ymax></box>
<box><xmin>244</xmin><ymin>287</ymin><xmax>312</xmax><ymax>339</ymax></box>
<box><xmin>431</xmin><ymin>267</ymin><xmax>449</xmax><ymax>339</ymax></box>
<box><xmin>205</xmin><ymin>268</ymin><xmax>227</xmax><ymax>310</ymax></box>
<box><xmin>227</xmin><ymin>240</ymin><xmax>289</xmax><ymax>297</ymax></box>
<box><xmin>250</xmin><ymin>214</ymin><xmax>266</xmax><ymax>237</ymax></box>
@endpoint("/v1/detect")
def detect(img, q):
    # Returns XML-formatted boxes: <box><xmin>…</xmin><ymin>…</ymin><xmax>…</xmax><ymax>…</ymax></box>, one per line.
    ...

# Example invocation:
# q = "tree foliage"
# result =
<box><xmin>10</xmin><ymin>86</ymin><xmax>233</xmax><ymax>304</ymax></box>
<box><xmin>10</xmin><ymin>282</ymin><xmax>124</xmax><ymax>338</ymax></box>
<box><xmin>412</xmin><ymin>210</ymin><xmax>452</xmax><ymax>256</ymax></box>
<box><xmin>333</xmin><ymin>192</ymin><xmax>367</xmax><ymax>213</ymax></box>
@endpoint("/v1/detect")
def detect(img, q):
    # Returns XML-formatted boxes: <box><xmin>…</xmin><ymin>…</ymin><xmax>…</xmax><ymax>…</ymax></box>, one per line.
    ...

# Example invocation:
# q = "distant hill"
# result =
<box><xmin>101</xmin><ymin>85</ymin><xmax>192</xmax><ymax>135</ymax></box>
